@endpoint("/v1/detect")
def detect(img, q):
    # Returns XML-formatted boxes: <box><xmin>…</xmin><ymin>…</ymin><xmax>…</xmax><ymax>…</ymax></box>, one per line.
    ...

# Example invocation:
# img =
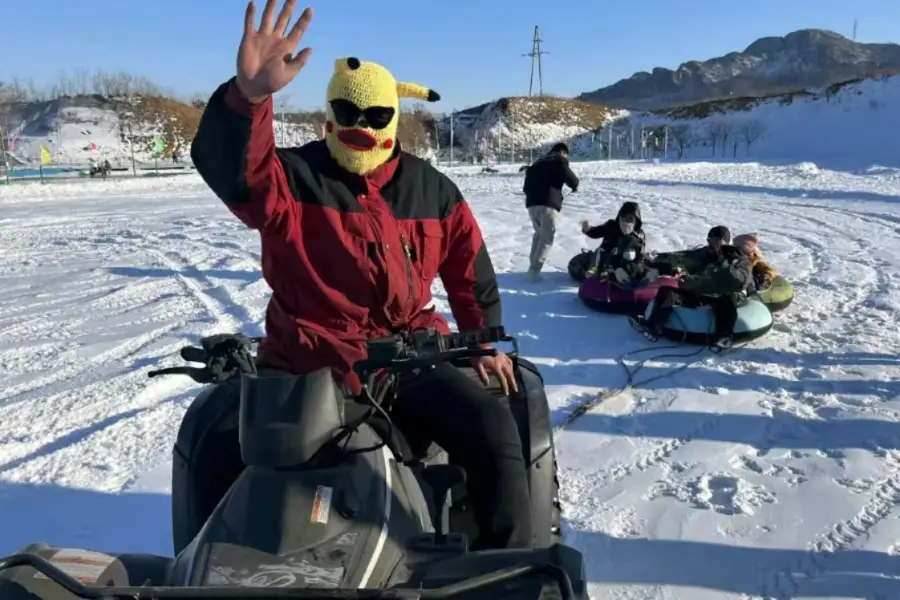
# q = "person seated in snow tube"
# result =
<box><xmin>733</xmin><ymin>232</ymin><xmax>775</xmax><ymax>291</ymax></box>
<box><xmin>638</xmin><ymin>225</ymin><xmax>753</xmax><ymax>346</ymax></box>
<box><xmin>579</xmin><ymin>201</ymin><xmax>650</xmax><ymax>282</ymax></box>
<box><xmin>732</xmin><ymin>231</ymin><xmax>795</xmax><ymax>312</ymax></box>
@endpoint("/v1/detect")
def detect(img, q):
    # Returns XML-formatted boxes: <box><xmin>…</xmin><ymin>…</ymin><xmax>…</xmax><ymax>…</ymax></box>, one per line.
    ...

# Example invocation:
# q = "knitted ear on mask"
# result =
<box><xmin>325</xmin><ymin>57</ymin><xmax>440</xmax><ymax>175</ymax></box>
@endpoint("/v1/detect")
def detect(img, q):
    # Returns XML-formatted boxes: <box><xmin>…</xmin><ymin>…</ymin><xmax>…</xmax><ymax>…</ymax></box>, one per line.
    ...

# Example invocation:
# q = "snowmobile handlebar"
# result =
<box><xmin>146</xmin><ymin>328</ymin><xmax>518</xmax><ymax>384</ymax></box>
<box><xmin>353</xmin><ymin>326</ymin><xmax>517</xmax><ymax>376</ymax></box>
<box><xmin>0</xmin><ymin>551</ymin><xmax>576</xmax><ymax>599</ymax></box>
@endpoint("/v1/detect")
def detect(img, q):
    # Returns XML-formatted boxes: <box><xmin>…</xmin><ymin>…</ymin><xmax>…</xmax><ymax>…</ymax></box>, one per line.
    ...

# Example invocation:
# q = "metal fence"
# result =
<box><xmin>433</xmin><ymin>120</ymin><xmax>765</xmax><ymax>167</ymax></box>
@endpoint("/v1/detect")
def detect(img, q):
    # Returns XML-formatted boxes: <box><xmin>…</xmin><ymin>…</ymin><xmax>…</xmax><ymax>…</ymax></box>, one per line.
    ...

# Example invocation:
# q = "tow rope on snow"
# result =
<box><xmin>553</xmin><ymin>341</ymin><xmax>747</xmax><ymax>434</ymax></box>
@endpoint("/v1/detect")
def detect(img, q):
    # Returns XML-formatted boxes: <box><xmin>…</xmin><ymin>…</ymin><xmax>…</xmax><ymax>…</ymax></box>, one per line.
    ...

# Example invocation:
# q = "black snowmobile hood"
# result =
<box><xmin>616</xmin><ymin>201</ymin><xmax>642</xmax><ymax>230</ymax></box>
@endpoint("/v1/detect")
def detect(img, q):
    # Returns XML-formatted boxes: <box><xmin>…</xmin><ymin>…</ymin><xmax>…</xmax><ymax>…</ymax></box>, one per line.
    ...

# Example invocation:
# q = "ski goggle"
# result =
<box><xmin>329</xmin><ymin>99</ymin><xmax>396</xmax><ymax>130</ymax></box>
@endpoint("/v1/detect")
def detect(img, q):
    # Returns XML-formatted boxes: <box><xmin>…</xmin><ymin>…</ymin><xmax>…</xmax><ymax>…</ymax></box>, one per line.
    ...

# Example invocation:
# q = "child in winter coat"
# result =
<box><xmin>733</xmin><ymin>233</ymin><xmax>776</xmax><ymax>290</ymax></box>
<box><xmin>581</xmin><ymin>201</ymin><xmax>649</xmax><ymax>283</ymax></box>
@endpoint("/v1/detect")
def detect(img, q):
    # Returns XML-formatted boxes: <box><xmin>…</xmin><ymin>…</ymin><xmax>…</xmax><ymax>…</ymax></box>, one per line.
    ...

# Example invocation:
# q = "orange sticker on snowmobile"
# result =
<box><xmin>310</xmin><ymin>485</ymin><xmax>333</xmax><ymax>524</ymax></box>
<box><xmin>33</xmin><ymin>549</ymin><xmax>116</xmax><ymax>584</ymax></box>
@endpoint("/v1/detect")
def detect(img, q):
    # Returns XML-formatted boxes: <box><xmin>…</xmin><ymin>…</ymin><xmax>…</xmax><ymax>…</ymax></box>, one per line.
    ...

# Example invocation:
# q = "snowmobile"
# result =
<box><xmin>0</xmin><ymin>327</ymin><xmax>586</xmax><ymax>600</ymax></box>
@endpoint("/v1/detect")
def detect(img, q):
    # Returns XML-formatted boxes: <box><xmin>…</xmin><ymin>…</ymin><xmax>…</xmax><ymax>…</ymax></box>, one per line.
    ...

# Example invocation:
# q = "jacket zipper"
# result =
<box><xmin>398</xmin><ymin>232</ymin><xmax>416</xmax><ymax>315</ymax></box>
<box><xmin>363</xmin><ymin>209</ymin><xmax>393</xmax><ymax>330</ymax></box>
<box><xmin>363</xmin><ymin>199</ymin><xmax>417</xmax><ymax>330</ymax></box>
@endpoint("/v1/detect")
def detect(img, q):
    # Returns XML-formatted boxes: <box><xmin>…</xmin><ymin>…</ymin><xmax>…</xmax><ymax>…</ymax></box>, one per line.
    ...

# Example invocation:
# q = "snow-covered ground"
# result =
<box><xmin>2</xmin><ymin>159</ymin><xmax>900</xmax><ymax>599</ymax></box>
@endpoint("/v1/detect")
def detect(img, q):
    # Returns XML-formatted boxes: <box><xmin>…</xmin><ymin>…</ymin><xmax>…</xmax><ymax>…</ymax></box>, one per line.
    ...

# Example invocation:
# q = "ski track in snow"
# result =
<box><xmin>2</xmin><ymin>162</ymin><xmax>900</xmax><ymax>598</ymax></box>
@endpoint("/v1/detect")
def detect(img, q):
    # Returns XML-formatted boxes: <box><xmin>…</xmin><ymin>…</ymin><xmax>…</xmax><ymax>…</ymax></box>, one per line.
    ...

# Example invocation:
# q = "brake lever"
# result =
<box><xmin>146</xmin><ymin>366</ymin><xmax>213</xmax><ymax>383</ymax></box>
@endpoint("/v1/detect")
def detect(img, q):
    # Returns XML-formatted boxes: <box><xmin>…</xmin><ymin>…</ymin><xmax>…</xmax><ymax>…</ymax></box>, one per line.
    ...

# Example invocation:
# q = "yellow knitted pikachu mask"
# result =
<box><xmin>325</xmin><ymin>57</ymin><xmax>440</xmax><ymax>175</ymax></box>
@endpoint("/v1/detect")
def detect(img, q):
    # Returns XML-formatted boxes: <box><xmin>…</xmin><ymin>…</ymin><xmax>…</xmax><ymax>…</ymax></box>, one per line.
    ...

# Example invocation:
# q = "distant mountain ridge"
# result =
<box><xmin>578</xmin><ymin>29</ymin><xmax>900</xmax><ymax>110</ymax></box>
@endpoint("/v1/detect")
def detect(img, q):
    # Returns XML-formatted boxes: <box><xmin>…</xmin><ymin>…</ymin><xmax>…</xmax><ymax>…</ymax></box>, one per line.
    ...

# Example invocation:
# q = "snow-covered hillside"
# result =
<box><xmin>1</xmin><ymin>96</ymin><xmax>319</xmax><ymax>169</ymax></box>
<box><xmin>435</xmin><ymin>95</ymin><xmax>622</xmax><ymax>163</ymax></box>
<box><xmin>579</xmin><ymin>74</ymin><xmax>900</xmax><ymax>169</ymax></box>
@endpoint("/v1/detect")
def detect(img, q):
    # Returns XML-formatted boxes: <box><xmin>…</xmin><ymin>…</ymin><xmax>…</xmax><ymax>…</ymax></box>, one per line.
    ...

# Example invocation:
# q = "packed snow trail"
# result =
<box><xmin>1</xmin><ymin>161</ymin><xmax>900</xmax><ymax>599</ymax></box>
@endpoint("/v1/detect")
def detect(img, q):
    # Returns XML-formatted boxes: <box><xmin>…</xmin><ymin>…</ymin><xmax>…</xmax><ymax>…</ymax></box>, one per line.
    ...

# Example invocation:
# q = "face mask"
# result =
<box><xmin>623</xmin><ymin>249</ymin><xmax>637</xmax><ymax>262</ymax></box>
<box><xmin>325</xmin><ymin>57</ymin><xmax>440</xmax><ymax>175</ymax></box>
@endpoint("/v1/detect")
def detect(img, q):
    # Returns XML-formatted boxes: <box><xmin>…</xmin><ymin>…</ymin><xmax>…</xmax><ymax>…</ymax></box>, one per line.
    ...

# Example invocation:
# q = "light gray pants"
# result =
<box><xmin>528</xmin><ymin>205</ymin><xmax>559</xmax><ymax>272</ymax></box>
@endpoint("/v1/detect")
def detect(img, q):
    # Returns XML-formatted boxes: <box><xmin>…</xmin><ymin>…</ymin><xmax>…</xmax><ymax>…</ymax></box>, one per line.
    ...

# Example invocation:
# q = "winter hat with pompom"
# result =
<box><xmin>733</xmin><ymin>232</ymin><xmax>761</xmax><ymax>254</ymax></box>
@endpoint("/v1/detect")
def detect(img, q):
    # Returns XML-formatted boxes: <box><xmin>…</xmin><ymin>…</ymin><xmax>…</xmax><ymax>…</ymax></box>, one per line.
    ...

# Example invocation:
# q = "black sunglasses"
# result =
<box><xmin>329</xmin><ymin>99</ymin><xmax>396</xmax><ymax>130</ymax></box>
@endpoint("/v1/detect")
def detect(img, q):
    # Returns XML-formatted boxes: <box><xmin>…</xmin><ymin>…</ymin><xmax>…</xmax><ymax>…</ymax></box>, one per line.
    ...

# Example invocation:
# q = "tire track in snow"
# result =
<box><xmin>143</xmin><ymin>247</ymin><xmax>255</xmax><ymax>333</ymax></box>
<box><xmin>759</xmin><ymin>452</ymin><xmax>900</xmax><ymax>599</ymax></box>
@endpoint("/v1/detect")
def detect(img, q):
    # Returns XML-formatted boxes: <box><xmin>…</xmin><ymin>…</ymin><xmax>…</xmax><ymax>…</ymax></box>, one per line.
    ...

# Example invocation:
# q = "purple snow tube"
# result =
<box><xmin>578</xmin><ymin>275</ymin><xmax>680</xmax><ymax>314</ymax></box>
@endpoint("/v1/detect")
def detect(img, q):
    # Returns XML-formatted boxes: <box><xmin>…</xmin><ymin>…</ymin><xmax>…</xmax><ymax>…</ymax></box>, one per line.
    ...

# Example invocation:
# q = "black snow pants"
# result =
<box><xmin>648</xmin><ymin>287</ymin><xmax>738</xmax><ymax>338</ymax></box>
<box><xmin>391</xmin><ymin>363</ymin><xmax>534</xmax><ymax>550</ymax></box>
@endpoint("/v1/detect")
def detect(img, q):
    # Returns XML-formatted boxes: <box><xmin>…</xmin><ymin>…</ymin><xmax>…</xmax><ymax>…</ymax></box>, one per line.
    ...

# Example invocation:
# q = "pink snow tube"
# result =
<box><xmin>578</xmin><ymin>275</ymin><xmax>680</xmax><ymax>314</ymax></box>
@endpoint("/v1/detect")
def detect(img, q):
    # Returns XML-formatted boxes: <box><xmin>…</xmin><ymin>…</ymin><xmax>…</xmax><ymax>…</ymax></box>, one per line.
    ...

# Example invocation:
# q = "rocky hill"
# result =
<box><xmin>435</xmin><ymin>95</ymin><xmax>619</xmax><ymax>162</ymax></box>
<box><xmin>579</xmin><ymin>29</ymin><xmax>900</xmax><ymax>111</ymax></box>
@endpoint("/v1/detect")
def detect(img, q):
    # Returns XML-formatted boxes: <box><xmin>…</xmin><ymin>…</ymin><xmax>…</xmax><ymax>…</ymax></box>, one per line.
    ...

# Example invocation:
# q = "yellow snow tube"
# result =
<box><xmin>757</xmin><ymin>275</ymin><xmax>793</xmax><ymax>312</ymax></box>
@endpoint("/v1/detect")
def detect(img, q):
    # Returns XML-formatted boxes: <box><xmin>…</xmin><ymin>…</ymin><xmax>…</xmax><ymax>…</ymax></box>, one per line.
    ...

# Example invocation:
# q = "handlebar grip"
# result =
<box><xmin>180</xmin><ymin>346</ymin><xmax>207</xmax><ymax>363</ymax></box>
<box><xmin>448</xmin><ymin>326</ymin><xmax>507</xmax><ymax>349</ymax></box>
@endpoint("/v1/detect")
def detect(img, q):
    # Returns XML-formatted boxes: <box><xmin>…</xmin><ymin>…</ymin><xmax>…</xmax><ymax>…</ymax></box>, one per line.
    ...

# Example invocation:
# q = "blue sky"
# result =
<box><xmin>3</xmin><ymin>0</ymin><xmax>898</xmax><ymax>110</ymax></box>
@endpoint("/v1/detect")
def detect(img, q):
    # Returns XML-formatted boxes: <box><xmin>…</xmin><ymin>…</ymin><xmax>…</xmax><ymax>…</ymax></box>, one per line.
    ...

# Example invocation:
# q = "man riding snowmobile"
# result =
<box><xmin>636</xmin><ymin>225</ymin><xmax>754</xmax><ymax>345</ymax></box>
<box><xmin>189</xmin><ymin>0</ymin><xmax>531</xmax><ymax>551</ymax></box>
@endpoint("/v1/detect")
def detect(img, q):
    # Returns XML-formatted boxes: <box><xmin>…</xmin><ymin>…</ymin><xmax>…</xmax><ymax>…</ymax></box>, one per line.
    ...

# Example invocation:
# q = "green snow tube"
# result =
<box><xmin>757</xmin><ymin>275</ymin><xmax>793</xmax><ymax>312</ymax></box>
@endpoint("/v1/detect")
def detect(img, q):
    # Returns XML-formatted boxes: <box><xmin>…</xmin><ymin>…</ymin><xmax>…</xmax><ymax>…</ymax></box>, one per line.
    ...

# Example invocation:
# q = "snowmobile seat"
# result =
<box><xmin>170</xmin><ymin>358</ymin><xmax>560</xmax><ymax>556</ymax></box>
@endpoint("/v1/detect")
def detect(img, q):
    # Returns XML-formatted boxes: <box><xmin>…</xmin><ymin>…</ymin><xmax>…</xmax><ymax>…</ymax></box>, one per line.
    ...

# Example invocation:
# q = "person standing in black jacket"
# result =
<box><xmin>523</xmin><ymin>143</ymin><xmax>579</xmax><ymax>282</ymax></box>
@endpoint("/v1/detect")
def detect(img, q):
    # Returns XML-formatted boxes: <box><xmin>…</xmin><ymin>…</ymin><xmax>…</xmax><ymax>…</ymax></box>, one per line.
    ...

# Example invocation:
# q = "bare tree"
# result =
<box><xmin>397</xmin><ymin>109</ymin><xmax>430</xmax><ymax>156</ymax></box>
<box><xmin>739</xmin><ymin>119</ymin><xmax>766</xmax><ymax>154</ymax></box>
<box><xmin>72</xmin><ymin>67</ymin><xmax>92</xmax><ymax>95</ymax></box>
<box><xmin>189</xmin><ymin>93</ymin><xmax>207</xmax><ymax>110</ymax></box>
<box><xmin>668</xmin><ymin>125</ymin><xmax>692</xmax><ymax>159</ymax></box>
<box><xmin>719</xmin><ymin>121</ymin><xmax>733</xmax><ymax>155</ymax></box>
<box><xmin>707</xmin><ymin>120</ymin><xmax>731</xmax><ymax>157</ymax></box>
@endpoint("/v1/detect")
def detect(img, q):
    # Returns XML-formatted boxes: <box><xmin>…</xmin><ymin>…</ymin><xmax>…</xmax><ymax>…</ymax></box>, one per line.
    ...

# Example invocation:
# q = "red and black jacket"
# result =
<box><xmin>190</xmin><ymin>80</ymin><xmax>501</xmax><ymax>390</ymax></box>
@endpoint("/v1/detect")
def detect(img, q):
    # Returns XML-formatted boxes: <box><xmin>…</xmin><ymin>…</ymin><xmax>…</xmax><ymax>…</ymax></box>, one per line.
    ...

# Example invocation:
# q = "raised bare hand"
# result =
<box><xmin>236</xmin><ymin>0</ymin><xmax>313</xmax><ymax>102</ymax></box>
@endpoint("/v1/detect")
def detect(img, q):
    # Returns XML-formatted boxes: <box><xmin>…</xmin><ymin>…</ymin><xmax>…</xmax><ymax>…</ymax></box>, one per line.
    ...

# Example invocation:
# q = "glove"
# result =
<box><xmin>614</xmin><ymin>267</ymin><xmax>631</xmax><ymax>284</ymax></box>
<box><xmin>644</xmin><ymin>267</ymin><xmax>660</xmax><ymax>282</ymax></box>
<box><xmin>580</xmin><ymin>220</ymin><xmax>591</xmax><ymax>233</ymax></box>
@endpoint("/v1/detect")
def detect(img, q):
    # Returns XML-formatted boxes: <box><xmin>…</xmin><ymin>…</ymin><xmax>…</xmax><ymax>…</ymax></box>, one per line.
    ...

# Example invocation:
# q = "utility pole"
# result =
<box><xmin>277</xmin><ymin>93</ymin><xmax>290</xmax><ymax>147</ymax></box>
<box><xmin>522</xmin><ymin>26</ymin><xmax>547</xmax><ymax>96</ymax></box>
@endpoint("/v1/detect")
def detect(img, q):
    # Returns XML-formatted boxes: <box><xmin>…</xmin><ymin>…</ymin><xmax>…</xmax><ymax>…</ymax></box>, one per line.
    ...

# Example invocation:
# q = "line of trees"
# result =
<box><xmin>667</xmin><ymin>119</ymin><xmax>766</xmax><ymax>159</ymax></box>
<box><xmin>0</xmin><ymin>68</ymin><xmax>176</xmax><ymax>103</ymax></box>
